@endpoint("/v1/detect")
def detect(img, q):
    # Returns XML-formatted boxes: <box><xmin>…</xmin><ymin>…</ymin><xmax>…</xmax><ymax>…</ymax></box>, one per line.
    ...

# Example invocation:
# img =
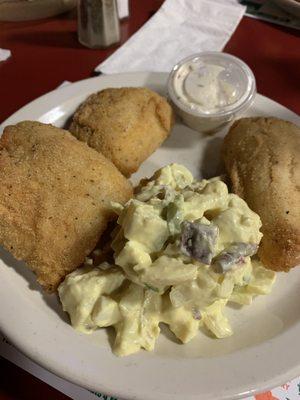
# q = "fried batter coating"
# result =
<box><xmin>0</xmin><ymin>121</ymin><xmax>132</xmax><ymax>292</ymax></box>
<box><xmin>69</xmin><ymin>87</ymin><xmax>174</xmax><ymax>177</ymax></box>
<box><xmin>222</xmin><ymin>117</ymin><xmax>300</xmax><ymax>271</ymax></box>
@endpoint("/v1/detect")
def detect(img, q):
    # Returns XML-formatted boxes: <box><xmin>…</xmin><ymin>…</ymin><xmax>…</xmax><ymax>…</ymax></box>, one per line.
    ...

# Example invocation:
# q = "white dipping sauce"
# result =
<box><xmin>168</xmin><ymin>52</ymin><xmax>256</xmax><ymax>133</ymax></box>
<box><xmin>174</xmin><ymin>62</ymin><xmax>238</xmax><ymax>114</ymax></box>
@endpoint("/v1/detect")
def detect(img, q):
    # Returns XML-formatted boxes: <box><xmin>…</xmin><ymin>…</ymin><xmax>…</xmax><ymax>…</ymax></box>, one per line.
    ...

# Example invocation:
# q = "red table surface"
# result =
<box><xmin>0</xmin><ymin>1</ymin><xmax>300</xmax><ymax>399</ymax></box>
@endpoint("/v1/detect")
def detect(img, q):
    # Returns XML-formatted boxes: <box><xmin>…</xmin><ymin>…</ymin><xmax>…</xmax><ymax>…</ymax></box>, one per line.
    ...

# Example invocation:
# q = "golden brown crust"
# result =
<box><xmin>222</xmin><ymin>117</ymin><xmax>300</xmax><ymax>271</ymax></box>
<box><xmin>0</xmin><ymin>121</ymin><xmax>133</xmax><ymax>292</ymax></box>
<box><xmin>69</xmin><ymin>87</ymin><xmax>174</xmax><ymax>177</ymax></box>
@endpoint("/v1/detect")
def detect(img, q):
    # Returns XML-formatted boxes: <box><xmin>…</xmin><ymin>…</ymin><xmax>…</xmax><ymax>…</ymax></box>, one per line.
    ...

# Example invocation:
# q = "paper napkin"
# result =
<box><xmin>0</xmin><ymin>48</ymin><xmax>11</xmax><ymax>62</ymax></box>
<box><xmin>96</xmin><ymin>0</ymin><xmax>245</xmax><ymax>74</ymax></box>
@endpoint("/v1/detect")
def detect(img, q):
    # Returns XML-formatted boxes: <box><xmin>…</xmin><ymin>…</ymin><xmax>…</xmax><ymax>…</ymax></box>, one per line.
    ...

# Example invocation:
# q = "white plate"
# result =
<box><xmin>0</xmin><ymin>72</ymin><xmax>300</xmax><ymax>400</ymax></box>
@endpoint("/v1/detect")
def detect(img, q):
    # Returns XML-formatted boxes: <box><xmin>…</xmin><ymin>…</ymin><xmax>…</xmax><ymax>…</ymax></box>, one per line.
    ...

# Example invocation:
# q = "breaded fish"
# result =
<box><xmin>0</xmin><ymin>121</ymin><xmax>132</xmax><ymax>292</ymax></box>
<box><xmin>222</xmin><ymin>117</ymin><xmax>300</xmax><ymax>271</ymax></box>
<box><xmin>69</xmin><ymin>87</ymin><xmax>174</xmax><ymax>177</ymax></box>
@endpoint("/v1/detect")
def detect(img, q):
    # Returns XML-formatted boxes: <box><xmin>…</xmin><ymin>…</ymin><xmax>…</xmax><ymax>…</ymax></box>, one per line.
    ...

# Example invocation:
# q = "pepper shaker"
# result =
<box><xmin>78</xmin><ymin>0</ymin><xmax>120</xmax><ymax>48</ymax></box>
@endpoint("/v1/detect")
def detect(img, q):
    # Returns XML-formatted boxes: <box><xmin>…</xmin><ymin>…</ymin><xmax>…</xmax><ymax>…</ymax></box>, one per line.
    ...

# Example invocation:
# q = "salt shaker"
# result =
<box><xmin>78</xmin><ymin>0</ymin><xmax>120</xmax><ymax>48</ymax></box>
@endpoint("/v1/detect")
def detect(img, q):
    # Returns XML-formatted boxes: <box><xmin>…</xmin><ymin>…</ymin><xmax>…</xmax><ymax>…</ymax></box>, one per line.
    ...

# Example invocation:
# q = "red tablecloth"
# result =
<box><xmin>0</xmin><ymin>1</ymin><xmax>299</xmax><ymax>399</ymax></box>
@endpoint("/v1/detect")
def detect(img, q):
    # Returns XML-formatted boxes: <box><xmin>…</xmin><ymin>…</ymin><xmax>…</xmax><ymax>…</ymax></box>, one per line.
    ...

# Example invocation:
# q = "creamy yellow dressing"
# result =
<box><xmin>59</xmin><ymin>164</ymin><xmax>276</xmax><ymax>356</ymax></box>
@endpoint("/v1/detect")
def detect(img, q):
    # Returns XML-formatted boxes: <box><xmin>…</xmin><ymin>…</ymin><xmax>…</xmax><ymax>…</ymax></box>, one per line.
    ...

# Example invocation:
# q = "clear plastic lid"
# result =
<box><xmin>168</xmin><ymin>52</ymin><xmax>256</xmax><ymax>118</ymax></box>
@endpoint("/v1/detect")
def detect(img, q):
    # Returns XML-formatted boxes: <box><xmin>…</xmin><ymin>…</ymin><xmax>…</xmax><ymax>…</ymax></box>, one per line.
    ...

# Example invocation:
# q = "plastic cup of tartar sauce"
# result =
<box><xmin>167</xmin><ymin>52</ymin><xmax>256</xmax><ymax>133</ymax></box>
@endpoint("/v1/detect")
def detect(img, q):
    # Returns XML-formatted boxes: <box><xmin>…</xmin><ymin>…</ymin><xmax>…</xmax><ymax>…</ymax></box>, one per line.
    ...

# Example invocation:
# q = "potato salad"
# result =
<box><xmin>58</xmin><ymin>164</ymin><xmax>276</xmax><ymax>356</ymax></box>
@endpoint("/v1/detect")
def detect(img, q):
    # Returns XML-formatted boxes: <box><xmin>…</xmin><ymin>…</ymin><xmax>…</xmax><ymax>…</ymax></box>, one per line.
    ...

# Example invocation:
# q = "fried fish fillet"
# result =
<box><xmin>0</xmin><ymin>121</ymin><xmax>132</xmax><ymax>292</ymax></box>
<box><xmin>69</xmin><ymin>87</ymin><xmax>174</xmax><ymax>177</ymax></box>
<box><xmin>222</xmin><ymin>117</ymin><xmax>300</xmax><ymax>271</ymax></box>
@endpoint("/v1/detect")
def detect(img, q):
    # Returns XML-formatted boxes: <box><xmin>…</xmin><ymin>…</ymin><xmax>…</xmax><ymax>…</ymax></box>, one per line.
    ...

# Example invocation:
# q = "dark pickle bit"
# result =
<box><xmin>212</xmin><ymin>242</ymin><xmax>258</xmax><ymax>273</ymax></box>
<box><xmin>180</xmin><ymin>221</ymin><xmax>218</xmax><ymax>265</ymax></box>
<box><xmin>192</xmin><ymin>307</ymin><xmax>201</xmax><ymax>320</ymax></box>
<box><xmin>144</xmin><ymin>283</ymin><xmax>159</xmax><ymax>293</ymax></box>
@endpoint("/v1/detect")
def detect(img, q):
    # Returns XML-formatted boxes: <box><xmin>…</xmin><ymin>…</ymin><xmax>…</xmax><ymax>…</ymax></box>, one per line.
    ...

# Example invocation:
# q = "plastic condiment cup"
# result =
<box><xmin>167</xmin><ymin>52</ymin><xmax>256</xmax><ymax>133</ymax></box>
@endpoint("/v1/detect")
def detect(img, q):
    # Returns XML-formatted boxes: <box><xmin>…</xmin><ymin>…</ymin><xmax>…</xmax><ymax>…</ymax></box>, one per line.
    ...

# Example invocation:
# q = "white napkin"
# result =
<box><xmin>0</xmin><ymin>48</ymin><xmax>11</xmax><ymax>62</ymax></box>
<box><xmin>96</xmin><ymin>0</ymin><xmax>245</xmax><ymax>74</ymax></box>
<box><xmin>117</xmin><ymin>0</ymin><xmax>129</xmax><ymax>19</ymax></box>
